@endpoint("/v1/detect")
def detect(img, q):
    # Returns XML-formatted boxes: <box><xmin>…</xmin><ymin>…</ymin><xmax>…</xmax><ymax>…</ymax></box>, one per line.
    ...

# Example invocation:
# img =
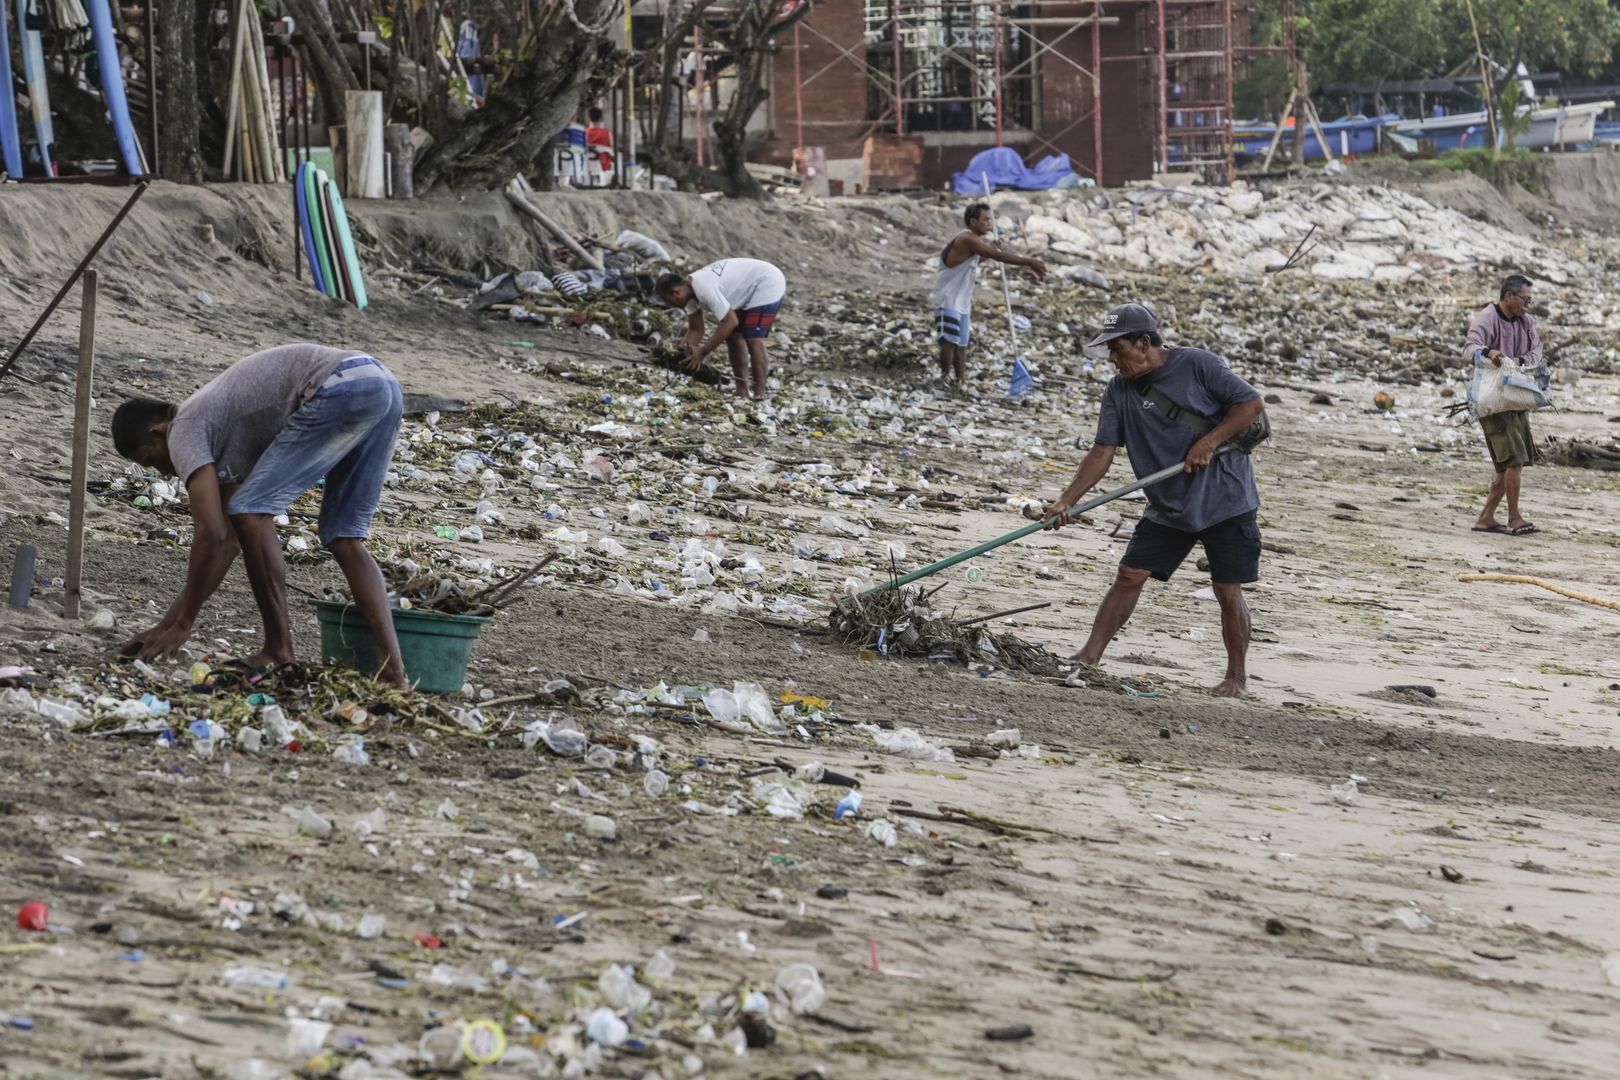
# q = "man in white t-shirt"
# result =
<box><xmin>657</xmin><ymin>258</ymin><xmax>787</xmax><ymax>400</ymax></box>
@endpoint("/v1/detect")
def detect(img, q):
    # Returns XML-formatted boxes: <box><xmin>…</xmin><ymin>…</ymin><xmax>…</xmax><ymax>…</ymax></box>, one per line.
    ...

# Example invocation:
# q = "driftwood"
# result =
<box><xmin>504</xmin><ymin>176</ymin><xmax>604</xmax><ymax>271</ymax></box>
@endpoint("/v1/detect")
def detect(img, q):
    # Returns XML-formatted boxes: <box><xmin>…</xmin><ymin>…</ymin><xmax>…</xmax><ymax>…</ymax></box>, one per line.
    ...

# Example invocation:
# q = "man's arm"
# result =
<box><xmin>1462</xmin><ymin>309</ymin><xmax>1499</xmax><ymax>365</ymax></box>
<box><xmin>1185</xmin><ymin>397</ymin><xmax>1264</xmax><ymax>472</ymax></box>
<box><xmin>682</xmin><ymin>311</ymin><xmax>705</xmax><ymax>348</ymax></box>
<box><xmin>1523</xmin><ymin>317</ymin><xmax>1544</xmax><ymax>368</ymax></box>
<box><xmin>960</xmin><ymin>232</ymin><xmax>1047</xmax><ymax>280</ymax></box>
<box><xmin>1039</xmin><ymin>443</ymin><xmax>1119</xmax><ymax>529</ymax></box>
<box><xmin>686</xmin><ymin>311</ymin><xmax>741</xmax><ymax>371</ymax></box>
<box><xmin>120</xmin><ymin>469</ymin><xmax>240</xmax><ymax>659</ymax></box>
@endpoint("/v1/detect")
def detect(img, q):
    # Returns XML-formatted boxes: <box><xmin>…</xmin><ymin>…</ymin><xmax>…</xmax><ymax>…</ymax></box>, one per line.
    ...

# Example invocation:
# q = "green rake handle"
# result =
<box><xmin>864</xmin><ymin>457</ymin><xmax>1206</xmax><ymax>597</ymax></box>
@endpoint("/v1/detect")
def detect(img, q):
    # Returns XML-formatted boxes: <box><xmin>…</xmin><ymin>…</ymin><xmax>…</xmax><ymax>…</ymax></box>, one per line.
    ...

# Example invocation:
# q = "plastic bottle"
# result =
<box><xmin>585</xmin><ymin>1007</ymin><xmax>628</xmax><ymax>1046</ymax></box>
<box><xmin>774</xmin><ymin>963</ymin><xmax>827</xmax><ymax>1013</ymax></box>
<box><xmin>643</xmin><ymin>769</ymin><xmax>669</xmax><ymax>797</ymax></box>
<box><xmin>222</xmin><ymin>965</ymin><xmax>288</xmax><ymax>990</ymax></box>
<box><xmin>866</xmin><ymin>820</ymin><xmax>898</xmax><ymax>847</ymax></box>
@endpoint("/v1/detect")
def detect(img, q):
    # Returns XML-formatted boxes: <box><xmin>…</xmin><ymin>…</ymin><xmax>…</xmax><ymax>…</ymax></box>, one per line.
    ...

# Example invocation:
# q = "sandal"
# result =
<box><xmin>1471</xmin><ymin>523</ymin><xmax>1509</xmax><ymax>533</ymax></box>
<box><xmin>1509</xmin><ymin>522</ymin><xmax>1541</xmax><ymax>536</ymax></box>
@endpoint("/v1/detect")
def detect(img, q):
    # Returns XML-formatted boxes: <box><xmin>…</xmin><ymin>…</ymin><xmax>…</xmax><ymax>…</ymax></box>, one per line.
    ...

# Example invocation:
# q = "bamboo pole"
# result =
<box><xmin>505</xmin><ymin>176</ymin><xmax>604</xmax><ymax>270</ymax></box>
<box><xmin>221</xmin><ymin>0</ymin><xmax>249</xmax><ymax>178</ymax></box>
<box><xmin>1463</xmin><ymin>0</ymin><xmax>1499</xmax><ymax>150</ymax></box>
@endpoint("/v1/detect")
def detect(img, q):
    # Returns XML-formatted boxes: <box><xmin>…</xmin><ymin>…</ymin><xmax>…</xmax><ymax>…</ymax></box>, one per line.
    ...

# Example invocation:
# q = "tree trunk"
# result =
<box><xmin>282</xmin><ymin>0</ymin><xmax>360</xmax><ymax>133</ymax></box>
<box><xmin>413</xmin><ymin>0</ymin><xmax>623</xmax><ymax>192</ymax></box>
<box><xmin>157</xmin><ymin>0</ymin><xmax>203</xmax><ymax>181</ymax></box>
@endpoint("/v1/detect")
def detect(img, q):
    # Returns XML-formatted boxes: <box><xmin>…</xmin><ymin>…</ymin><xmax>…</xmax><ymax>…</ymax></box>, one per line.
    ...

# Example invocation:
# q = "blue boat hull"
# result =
<box><xmin>1234</xmin><ymin>114</ymin><xmax>1398</xmax><ymax>160</ymax></box>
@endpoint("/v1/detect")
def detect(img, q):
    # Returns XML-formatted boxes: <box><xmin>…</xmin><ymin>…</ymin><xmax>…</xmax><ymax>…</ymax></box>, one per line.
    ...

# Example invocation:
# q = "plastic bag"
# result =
<box><xmin>1467</xmin><ymin>352</ymin><xmax>1550</xmax><ymax>418</ymax></box>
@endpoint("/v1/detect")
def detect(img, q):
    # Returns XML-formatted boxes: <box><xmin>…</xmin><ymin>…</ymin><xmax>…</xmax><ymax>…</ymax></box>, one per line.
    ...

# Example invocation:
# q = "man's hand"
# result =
<box><xmin>121</xmin><ymin>620</ymin><xmax>193</xmax><ymax>661</ymax></box>
<box><xmin>1026</xmin><ymin>258</ymin><xmax>1048</xmax><ymax>282</ymax></box>
<box><xmin>1184</xmin><ymin>435</ymin><xmax>1221</xmax><ymax>473</ymax></box>
<box><xmin>1039</xmin><ymin>501</ymin><xmax>1078</xmax><ymax>530</ymax></box>
<box><xmin>681</xmin><ymin>329</ymin><xmax>703</xmax><ymax>350</ymax></box>
<box><xmin>1487</xmin><ymin>348</ymin><xmax>1504</xmax><ymax>367</ymax></box>
<box><xmin>683</xmin><ymin>348</ymin><xmax>706</xmax><ymax>373</ymax></box>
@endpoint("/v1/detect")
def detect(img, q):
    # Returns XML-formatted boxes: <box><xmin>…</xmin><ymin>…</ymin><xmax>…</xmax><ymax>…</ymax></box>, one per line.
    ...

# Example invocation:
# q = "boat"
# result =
<box><xmin>1233</xmin><ymin>114</ymin><xmax>1400</xmax><ymax>160</ymax></box>
<box><xmin>1392</xmin><ymin>101</ymin><xmax>1615</xmax><ymax>150</ymax></box>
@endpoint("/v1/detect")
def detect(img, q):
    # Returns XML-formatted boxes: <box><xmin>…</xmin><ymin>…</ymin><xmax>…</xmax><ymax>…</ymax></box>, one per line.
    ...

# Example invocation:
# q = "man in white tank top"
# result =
<box><xmin>932</xmin><ymin>203</ymin><xmax>1047</xmax><ymax>382</ymax></box>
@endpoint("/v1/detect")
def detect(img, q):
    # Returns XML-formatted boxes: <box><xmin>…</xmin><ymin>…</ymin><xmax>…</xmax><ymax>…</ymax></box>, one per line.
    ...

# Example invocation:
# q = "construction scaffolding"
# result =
<box><xmin>768</xmin><ymin>0</ymin><xmax>1283</xmax><ymax>187</ymax></box>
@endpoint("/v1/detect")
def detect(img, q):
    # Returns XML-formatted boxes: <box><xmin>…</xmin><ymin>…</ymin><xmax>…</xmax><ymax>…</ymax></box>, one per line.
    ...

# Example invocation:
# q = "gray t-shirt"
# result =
<box><xmin>1095</xmin><ymin>346</ymin><xmax>1260</xmax><ymax>532</ymax></box>
<box><xmin>167</xmin><ymin>344</ymin><xmax>358</xmax><ymax>487</ymax></box>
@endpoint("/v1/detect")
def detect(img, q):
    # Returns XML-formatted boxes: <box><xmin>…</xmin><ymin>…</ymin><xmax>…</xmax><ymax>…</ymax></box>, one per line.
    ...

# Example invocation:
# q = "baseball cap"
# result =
<box><xmin>1086</xmin><ymin>303</ymin><xmax>1160</xmax><ymax>348</ymax></box>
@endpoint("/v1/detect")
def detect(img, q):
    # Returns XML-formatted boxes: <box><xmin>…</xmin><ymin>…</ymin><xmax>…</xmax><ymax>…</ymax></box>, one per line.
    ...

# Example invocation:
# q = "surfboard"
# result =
<box><xmin>0</xmin><ymin>0</ymin><xmax>25</xmax><ymax>178</ymax></box>
<box><xmin>85</xmin><ymin>0</ymin><xmax>146</xmax><ymax>175</ymax></box>
<box><xmin>305</xmin><ymin>166</ymin><xmax>337</xmax><ymax>297</ymax></box>
<box><xmin>315</xmin><ymin>169</ymin><xmax>353</xmax><ymax>305</ymax></box>
<box><xmin>327</xmin><ymin>184</ymin><xmax>368</xmax><ymax>310</ymax></box>
<box><xmin>16</xmin><ymin>0</ymin><xmax>55</xmax><ymax>175</ymax></box>
<box><xmin>294</xmin><ymin>163</ymin><xmax>328</xmax><ymax>296</ymax></box>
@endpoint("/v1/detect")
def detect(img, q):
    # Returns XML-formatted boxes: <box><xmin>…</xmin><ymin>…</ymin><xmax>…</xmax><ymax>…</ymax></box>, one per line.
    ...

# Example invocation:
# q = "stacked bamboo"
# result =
<box><xmin>221</xmin><ymin>0</ymin><xmax>284</xmax><ymax>182</ymax></box>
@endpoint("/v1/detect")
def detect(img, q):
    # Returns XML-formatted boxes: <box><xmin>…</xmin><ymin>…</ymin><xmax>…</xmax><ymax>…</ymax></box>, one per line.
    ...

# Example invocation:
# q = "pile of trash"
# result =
<box><xmin>830</xmin><ymin>585</ymin><xmax>1066</xmax><ymax>678</ymax></box>
<box><xmin>1015</xmin><ymin>180</ymin><xmax>1576</xmax><ymax>282</ymax></box>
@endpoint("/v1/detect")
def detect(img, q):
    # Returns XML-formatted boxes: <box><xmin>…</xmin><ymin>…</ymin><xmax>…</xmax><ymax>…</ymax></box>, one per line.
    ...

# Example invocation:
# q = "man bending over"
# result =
<box><xmin>112</xmin><ymin>344</ymin><xmax>407</xmax><ymax>687</ymax></box>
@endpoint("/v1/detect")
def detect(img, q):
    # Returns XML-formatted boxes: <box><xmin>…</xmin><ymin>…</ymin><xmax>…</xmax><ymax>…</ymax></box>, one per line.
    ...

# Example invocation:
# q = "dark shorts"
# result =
<box><xmin>739</xmin><ymin>301</ymin><xmax>781</xmax><ymax>340</ymax></box>
<box><xmin>1123</xmin><ymin>509</ymin><xmax>1261</xmax><ymax>584</ymax></box>
<box><xmin>1479</xmin><ymin>410</ymin><xmax>1539</xmax><ymax>473</ymax></box>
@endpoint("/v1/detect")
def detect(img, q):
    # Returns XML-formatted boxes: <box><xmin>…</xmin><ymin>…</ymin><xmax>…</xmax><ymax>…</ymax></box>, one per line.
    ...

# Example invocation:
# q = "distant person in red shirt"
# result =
<box><xmin>585</xmin><ymin>107</ymin><xmax>614</xmax><ymax>175</ymax></box>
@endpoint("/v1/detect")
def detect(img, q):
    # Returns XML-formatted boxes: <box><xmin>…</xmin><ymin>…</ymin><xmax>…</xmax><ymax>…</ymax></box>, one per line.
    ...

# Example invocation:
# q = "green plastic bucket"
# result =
<box><xmin>311</xmin><ymin>600</ymin><xmax>490</xmax><ymax>694</ymax></box>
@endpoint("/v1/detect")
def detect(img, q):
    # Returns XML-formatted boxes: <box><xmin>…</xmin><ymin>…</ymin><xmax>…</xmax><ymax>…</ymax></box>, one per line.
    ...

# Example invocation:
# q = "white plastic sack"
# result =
<box><xmin>1468</xmin><ymin>353</ymin><xmax>1550</xmax><ymax>418</ymax></box>
<box><xmin>617</xmin><ymin>229</ymin><xmax>673</xmax><ymax>263</ymax></box>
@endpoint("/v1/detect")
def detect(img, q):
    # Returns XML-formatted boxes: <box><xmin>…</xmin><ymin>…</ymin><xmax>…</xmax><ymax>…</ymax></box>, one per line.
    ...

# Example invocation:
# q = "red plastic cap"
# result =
<box><xmin>17</xmin><ymin>901</ymin><xmax>48</xmax><ymax>932</ymax></box>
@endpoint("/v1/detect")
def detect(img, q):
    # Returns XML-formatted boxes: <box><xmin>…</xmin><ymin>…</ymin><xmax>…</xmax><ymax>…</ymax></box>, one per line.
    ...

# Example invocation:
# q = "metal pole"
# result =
<box><xmin>64</xmin><ymin>270</ymin><xmax>96</xmax><ymax>621</ymax></box>
<box><xmin>992</xmin><ymin>0</ymin><xmax>1003</xmax><ymax>146</ymax></box>
<box><xmin>1091</xmin><ymin>0</ymin><xmax>1102</xmax><ymax>183</ymax></box>
<box><xmin>892</xmin><ymin>1</ymin><xmax>903</xmax><ymax>137</ymax></box>
<box><xmin>793</xmin><ymin>22</ymin><xmax>804</xmax><ymax>161</ymax></box>
<box><xmin>1156</xmin><ymin>0</ymin><xmax>1167</xmax><ymax>172</ymax></box>
<box><xmin>865</xmin><ymin>460</ymin><xmax>1193</xmax><ymax>595</ymax></box>
<box><xmin>694</xmin><ymin>25</ymin><xmax>704</xmax><ymax>166</ymax></box>
<box><xmin>624</xmin><ymin>0</ymin><xmax>636</xmax><ymax>187</ymax></box>
<box><xmin>145</xmin><ymin>0</ymin><xmax>159</xmax><ymax>175</ymax></box>
<box><xmin>0</xmin><ymin>181</ymin><xmax>148</xmax><ymax>383</ymax></box>
<box><xmin>1222</xmin><ymin>0</ymin><xmax>1233</xmax><ymax>181</ymax></box>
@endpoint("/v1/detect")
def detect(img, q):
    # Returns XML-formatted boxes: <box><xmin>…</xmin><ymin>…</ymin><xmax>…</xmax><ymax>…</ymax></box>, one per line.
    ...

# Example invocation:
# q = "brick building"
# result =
<box><xmin>750</xmin><ymin>0</ymin><xmax>1247</xmax><ymax>191</ymax></box>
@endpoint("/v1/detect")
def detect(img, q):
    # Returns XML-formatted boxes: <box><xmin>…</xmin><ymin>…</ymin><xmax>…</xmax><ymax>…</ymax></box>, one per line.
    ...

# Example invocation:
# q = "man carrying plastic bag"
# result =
<box><xmin>1465</xmin><ymin>275</ymin><xmax>1550</xmax><ymax>536</ymax></box>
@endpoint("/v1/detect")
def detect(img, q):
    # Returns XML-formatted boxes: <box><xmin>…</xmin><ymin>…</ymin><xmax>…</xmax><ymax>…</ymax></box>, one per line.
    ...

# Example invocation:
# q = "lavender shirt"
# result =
<box><xmin>1462</xmin><ymin>303</ymin><xmax>1543</xmax><ymax>367</ymax></box>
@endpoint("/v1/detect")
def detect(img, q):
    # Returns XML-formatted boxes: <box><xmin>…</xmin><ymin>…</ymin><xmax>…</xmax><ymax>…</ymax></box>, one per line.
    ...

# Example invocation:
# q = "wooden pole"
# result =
<box><xmin>1259</xmin><ymin>88</ymin><xmax>1297</xmax><ymax>172</ymax></box>
<box><xmin>1463</xmin><ymin>0</ymin><xmax>1499</xmax><ymax>150</ymax></box>
<box><xmin>64</xmin><ymin>270</ymin><xmax>97</xmax><ymax>621</ymax></box>
<box><xmin>223</xmin><ymin>0</ymin><xmax>248</xmax><ymax>178</ymax></box>
<box><xmin>505</xmin><ymin>176</ymin><xmax>604</xmax><ymax>270</ymax></box>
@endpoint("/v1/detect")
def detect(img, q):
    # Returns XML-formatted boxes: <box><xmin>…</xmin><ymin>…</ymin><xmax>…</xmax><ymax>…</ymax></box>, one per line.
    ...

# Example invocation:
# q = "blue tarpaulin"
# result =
<box><xmin>951</xmin><ymin>147</ymin><xmax>1079</xmax><ymax>195</ymax></box>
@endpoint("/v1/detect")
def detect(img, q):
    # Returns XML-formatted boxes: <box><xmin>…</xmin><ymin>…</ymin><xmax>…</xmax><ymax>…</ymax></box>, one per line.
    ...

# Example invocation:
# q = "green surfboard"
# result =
<box><xmin>305</xmin><ymin>166</ymin><xmax>337</xmax><ymax>298</ymax></box>
<box><xmin>327</xmin><ymin>185</ymin><xmax>368</xmax><ymax>310</ymax></box>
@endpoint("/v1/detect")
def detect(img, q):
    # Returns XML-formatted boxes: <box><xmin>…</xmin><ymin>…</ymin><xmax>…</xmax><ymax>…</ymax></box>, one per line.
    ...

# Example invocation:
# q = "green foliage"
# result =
<box><xmin>1495</xmin><ymin>78</ymin><xmax>1531</xmax><ymax>147</ymax></box>
<box><xmin>1424</xmin><ymin>146</ymin><xmax>1547</xmax><ymax>192</ymax></box>
<box><xmin>1301</xmin><ymin>0</ymin><xmax>1620</xmax><ymax>87</ymax></box>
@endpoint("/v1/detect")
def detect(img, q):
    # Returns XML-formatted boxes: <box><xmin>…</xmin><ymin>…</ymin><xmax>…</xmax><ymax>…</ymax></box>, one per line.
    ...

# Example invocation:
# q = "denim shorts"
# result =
<box><xmin>228</xmin><ymin>356</ymin><xmax>403</xmax><ymax>545</ymax></box>
<box><xmin>1123</xmin><ymin>509</ymin><xmax>1261</xmax><ymax>584</ymax></box>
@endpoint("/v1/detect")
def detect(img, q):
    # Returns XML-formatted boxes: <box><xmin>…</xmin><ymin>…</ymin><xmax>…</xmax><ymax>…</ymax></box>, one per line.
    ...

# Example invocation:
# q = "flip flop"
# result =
<box><xmin>1471</xmin><ymin>523</ymin><xmax>1509</xmax><ymax>533</ymax></box>
<box><xmin>1509</xmin><ymin>523</ymin><xmax>1541</xmax><ymax>535</ymax></box>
